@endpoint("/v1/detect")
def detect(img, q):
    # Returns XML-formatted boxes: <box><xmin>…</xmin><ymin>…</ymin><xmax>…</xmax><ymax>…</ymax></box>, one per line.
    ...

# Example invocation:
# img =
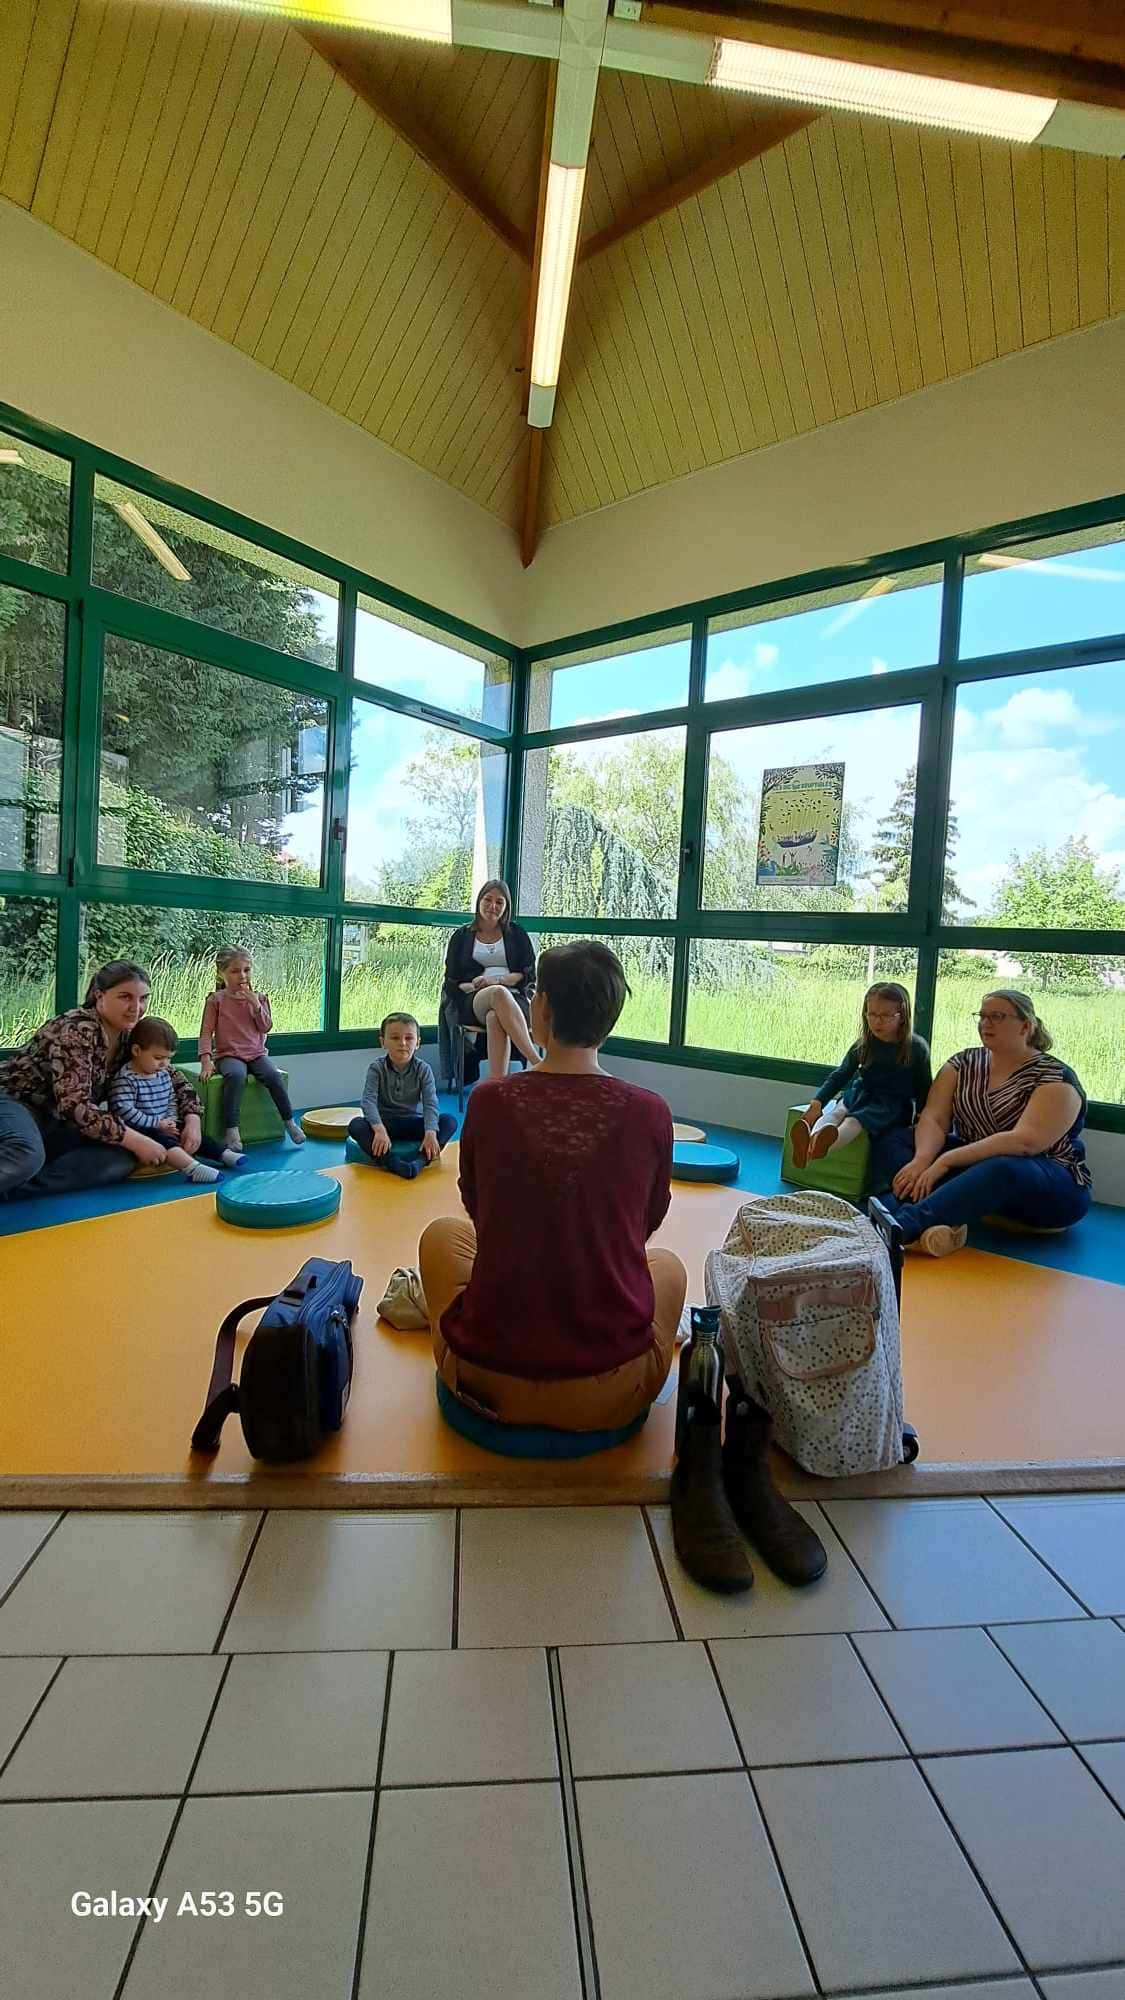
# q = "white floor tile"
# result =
<box><xmin>990</xmin><ymin>1620</ymin><xmax>1125</xmax><ymax>1741</ymax></box>
<box><xmin>755</xmin><ymin>1758</ymin><xmax>1019</xmax><ymax>1991</ymax></box>
<box><xmin>359</xmin><ymin>1783</ymin><xmax>580</xmax><ymax>2000</ymax></box>
<box><xmin>711</xmin><ymin>1634</ymin><xmax>905</xmax><ymax>1765</ymax></box>
<box><xmin>824</xmin><ymin>1500</ymin><xmax>1086</xmax><ymax>1627</ymax></box>
<box><xmin>0</xmin><ymin>1656</ymin><xmax>223</xmax><ymax>1799</ymax></box>
<box><xmin>381</xmin><ymin>1649</ymin><xmax>556</xmax><ymax>1786</ymax></box>
<box><xmin>122</xmin><ymin>1790</ymin><xmax>372</xmax><ymax>2000</ymax></box>
<box><xmin>560</xmin><ymin>1641</ymin><xmax>740</xmax><ymax>1778</ymax></box>
<box><xmin>925</xmin><ymin>1747</ymin><xmax>1125</xmax><ymax>1969</ymax></box>
<box><xmin>191</xmin><ymin>1653</ymin><xmax>389</xmax><ymax>1794</ymax></box>
<box><xmin>578</xmin><ymin>1771</ymin><xmax>813</xmax><ymax>2000</ymax></box>
<box><xmin>0</xmin><ymin>1657</ymin><xmax>58</xmax><ymax>1766</ymax></box>
<box><xmin>0</xmin><ymin>1797</ymin><xmax>176</xmax><ymax>2000</ymax></box>
<box><xmin>853</xmin><ymin>1627</ymin><xmax>1063</xmax><ymax>1754</ymax></box>
<box><xmin>1079</xmin><ymin>1740</ymin><xmax>1125</xmax><ymax>1815</ymax></box>
<box><xmin>458</xmin><ymin>1508</ymin><xmax>674</xmax><ymax>1648</ymax></box>
<box><xmin>0</xmin><ymin>1513</ymin><xmax>259</xmax><ymax>1654</ymax></box>
<box><xmin>647</xmin><ymin>1503</ymin><xmax>889</xmax><ymax>1639</ymax></box>
<box><xmin>0</xmin><ymin>1514</ymin><xmax>58</xmax><ymax>1600</ymax></box>
<box><xmin>994</xmin><ymin>1498</ymin><xmax>1125</xmax><ymax>1616</ymax></box>
<box><xmin>222</xmin><ymin>1512</ymin><xmax>454</xmax><ymax>1652</ymax></box>
<box><xmin>1041</xmin><ymin>1972</ymin><xmax>1125</xmax><ymax>2000</ymax></box>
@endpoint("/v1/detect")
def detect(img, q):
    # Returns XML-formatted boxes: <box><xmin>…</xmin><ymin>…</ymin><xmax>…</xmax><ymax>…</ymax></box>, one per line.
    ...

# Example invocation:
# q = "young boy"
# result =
<box><xmin>108</xmin><ymin>1018</ymin><xmax>246</xmax><ymax>1184</ymax></box>
<box><xmin>349</xmin><ymin>1014</ymin><xmax>457</xmax><ymax>1181</ymax></box>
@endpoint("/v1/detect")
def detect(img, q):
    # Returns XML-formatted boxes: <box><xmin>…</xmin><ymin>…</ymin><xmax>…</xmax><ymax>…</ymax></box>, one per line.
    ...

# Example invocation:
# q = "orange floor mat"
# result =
<box><xmin>1</xmin><ymin>1154</ymin><xmax>1121</xmax><ymax>1505</ymax></box>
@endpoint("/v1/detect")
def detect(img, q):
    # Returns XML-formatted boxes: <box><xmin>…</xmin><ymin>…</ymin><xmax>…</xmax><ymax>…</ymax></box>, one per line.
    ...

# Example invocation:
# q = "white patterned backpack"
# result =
<box><xmin>705</xmin><ymin>1190</ymin><xmax>907</xmax><ymax>1477</ymax></box>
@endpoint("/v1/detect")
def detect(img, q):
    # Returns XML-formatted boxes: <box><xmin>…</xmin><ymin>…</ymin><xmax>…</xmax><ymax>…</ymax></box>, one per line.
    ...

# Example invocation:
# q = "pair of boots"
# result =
<box><xmin>671</xmin><ymin>1382</ymin><xmax>827</xmax><ymax>1595</ymax></box>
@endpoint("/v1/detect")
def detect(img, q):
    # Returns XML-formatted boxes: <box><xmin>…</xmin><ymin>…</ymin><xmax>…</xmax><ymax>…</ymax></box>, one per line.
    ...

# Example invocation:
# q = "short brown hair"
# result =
<box><xmin>128</xmin><ymin>1016</ymin><xmax>178</xmax><ymax>1054</ymax></box>
<box><xmin>536</xmin><ymin>941</ymin><xmax>629</xmax><ymax>1048</ymax></box>
<box><xmin>380</xmin><ymin>1013</ymin><xmax>420</xmax><ymax>1039</ymax></box>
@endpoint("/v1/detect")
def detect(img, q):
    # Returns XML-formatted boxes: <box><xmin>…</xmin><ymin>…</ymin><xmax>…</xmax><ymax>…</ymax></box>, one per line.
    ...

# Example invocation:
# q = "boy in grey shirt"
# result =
<box><xmin>348</xmin><ymin>1013</ymin><xmax>457</xmax><ymax>1180</ymax></box>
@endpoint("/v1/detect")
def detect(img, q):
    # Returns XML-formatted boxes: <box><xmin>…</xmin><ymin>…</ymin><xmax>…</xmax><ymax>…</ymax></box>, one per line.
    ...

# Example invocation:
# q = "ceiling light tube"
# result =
<box><xmin>164</xmin><ymin>0</ymin><xmax>452</xmax><ymax>42</ymax></box>
<box><xmin>0</xmin><ymin>449</ymin><xmax>26</xmax><ymax>465</ymax></box>
<box><xmin>528</xmin><ymin>162</ymin><xmax>586</xmax><ymax>429</ymax></box>
<box><xmin>113</xmin><ymin>502</ymin><xmax>192</xmax><ymax>583</ymax></box>
<box><xmin>707</xmin><ymin>38</ymin><xmax>1056</xmax><ymax>144</ymax></box>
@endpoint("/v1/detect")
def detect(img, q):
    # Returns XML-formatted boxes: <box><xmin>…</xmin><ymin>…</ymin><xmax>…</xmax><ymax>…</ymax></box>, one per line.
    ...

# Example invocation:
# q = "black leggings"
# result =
<box><xmin>217</xmin><ymin>1056</ymin><xmax>293</xmax><ymax>1128</ymax></box>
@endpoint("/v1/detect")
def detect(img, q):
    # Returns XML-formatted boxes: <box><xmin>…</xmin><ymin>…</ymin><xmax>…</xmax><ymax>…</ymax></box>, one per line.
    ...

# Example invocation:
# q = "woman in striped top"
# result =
<box><xmin>870</xmin><ymin>988</ymin><xmax>1092</xmax><ymax>1257</ymax></box>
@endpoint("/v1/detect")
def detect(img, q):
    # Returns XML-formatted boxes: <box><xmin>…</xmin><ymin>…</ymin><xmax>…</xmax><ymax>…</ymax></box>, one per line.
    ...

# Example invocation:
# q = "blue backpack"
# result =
<box><xmin>192</xmin><ymin>1258</ymin><xmax>363</xmax><ymax>1463</ymax></box>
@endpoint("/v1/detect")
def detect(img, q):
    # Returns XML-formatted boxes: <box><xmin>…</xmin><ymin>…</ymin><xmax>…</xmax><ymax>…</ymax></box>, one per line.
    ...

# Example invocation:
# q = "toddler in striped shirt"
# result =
<box><xmin>109</xmin><ymin>1018</ymin><xmax>245</xmax><ymax>1184</ymax></box>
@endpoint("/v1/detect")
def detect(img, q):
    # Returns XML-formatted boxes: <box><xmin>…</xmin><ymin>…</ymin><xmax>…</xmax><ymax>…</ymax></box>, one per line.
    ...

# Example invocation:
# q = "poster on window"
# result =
<box><xmin>756</xmin><ymin>762</ymin><xmax>844</xmax><ymax>888</ymax></box>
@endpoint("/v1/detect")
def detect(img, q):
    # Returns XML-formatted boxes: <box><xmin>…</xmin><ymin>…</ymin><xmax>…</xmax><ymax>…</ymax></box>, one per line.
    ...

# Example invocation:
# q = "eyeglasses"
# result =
<box><xmin>977</xmin><ymin>1011</ymin><xmax>1017</xmax><ymax>1024</ymax></box>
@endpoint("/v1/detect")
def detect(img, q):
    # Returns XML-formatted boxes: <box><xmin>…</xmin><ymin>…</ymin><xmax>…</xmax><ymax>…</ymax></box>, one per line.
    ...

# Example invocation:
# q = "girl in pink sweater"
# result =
<box><xmin>197</xmin><ymin>947</ymin><xmax>305</xmax><ymax>1152</ymax></box>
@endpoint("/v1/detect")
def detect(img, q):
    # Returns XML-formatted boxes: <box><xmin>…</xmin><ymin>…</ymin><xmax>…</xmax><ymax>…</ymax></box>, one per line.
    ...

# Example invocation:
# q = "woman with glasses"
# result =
<box><xmin>869</xmin><ymin>988</ymin><xmax>1092</xmax><ymax>1257</ymax></box>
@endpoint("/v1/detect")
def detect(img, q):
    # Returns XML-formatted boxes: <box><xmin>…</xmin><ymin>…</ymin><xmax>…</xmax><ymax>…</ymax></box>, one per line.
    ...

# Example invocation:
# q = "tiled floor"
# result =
<box><xmin>1</xmin><ymin>1496</ymin><xmax>1124</xmax><ymax>2000</ymax></box>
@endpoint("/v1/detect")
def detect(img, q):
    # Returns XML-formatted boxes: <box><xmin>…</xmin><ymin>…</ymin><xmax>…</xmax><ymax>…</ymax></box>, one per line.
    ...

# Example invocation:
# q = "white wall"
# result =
<box><xmin>523</xmin><ymin>316</ymin><xmax>1125</xmax><ymax>645</ymax></box>
<box><xmin>0</xmin><ymin>201</ymin><xmax>524</xmax><ymax>642</ymax></box>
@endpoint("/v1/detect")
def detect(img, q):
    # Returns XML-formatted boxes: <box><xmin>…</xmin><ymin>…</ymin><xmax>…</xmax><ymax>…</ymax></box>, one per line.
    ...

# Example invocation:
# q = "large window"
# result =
<box><xmin>934</xmin><ymin>949</ymin><xmax>1125</xmax><ymax>1106</ymax></box>
<box><xmin>0</xmin><ymin>895</ymin><xmax>57</xmax><ymax>1048</ymax></box>
<box><xmin>520</xmin><ymin>729</ymin><xmax>687</xmax><ymax>922</ymax></box>
<box><xmin>686</xmin><ymin>941</ymin><xmax>918</xmax><ymax>1067</ymax></box>
<box><xmin>0</xmin><ymin>587</ymin><xmax>65</xmax><ymax>874</ymax></box>
<box><xmin>527</xmin><ymin>931</ymin><xmax>675</xmax><ymax>1043</ymax></box>
<box><xmin>346</xmin><ymin>702</ymin><xmax>505</xmax><ymax>908</ymax></box>
<box><xmin>705</xmin><ymin>566</ymin><xmax>942</xmax><ymax>703</ymax></box>
<box><xmin>356</xmin><ymin>595</ymin><xmax>511</xmax><ymax>728</ymax></box>
<box><xmin>961</xmin><ymin>524</ymin><xmax>1125</xmax><ymax>659</ymax></box>
<box><xmin>528</xmin><ymin>628</ymin><xmax>692</xmax><ymax>732</ymax></box>
<box><xmin>340</xmin><ymin>920</ymin><xmax>448</xmax><ymax>1034</ymax></box>
<box><xmin>79</xmin><ymin>905</ymin><xmax>329</xmax><ymax>1040</ymax></box>
<box><xmin>0</xmin><ymin>430</ymin><xmax>70</xmax><ymax>573</ymax></box>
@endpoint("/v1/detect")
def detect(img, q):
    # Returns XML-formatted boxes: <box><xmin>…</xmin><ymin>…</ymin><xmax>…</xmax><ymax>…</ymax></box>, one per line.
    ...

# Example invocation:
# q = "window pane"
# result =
<box><xmin>703</xmin><ymin>705</ymin><xmax>923</xmax><ymax>913</ymax></box>
<box><xmin>346</xmin><ymin>703</ymin><xmax>506</xmax><ymax>908</ymax></box>
<box><xmin>356</xmin><ymin>596</ymin><xmax>510</xmax><ymax>727</ymax></box>
<box><xmin>706</xmin><ymin>566</ymin><xmax>941</xmax><ymax>702</ymax></box>
<box><xmin>961</xmin><ymin>523</ymin><xmax>1125</xmax><ymax>658</ymax></box>
<box><xmin>0</xmin><ymin>587</ymin><xmax>65</xmax><ymax>873</ymax></box>
<box><xmin>340</xmin><ymin>919</ymin><xmax>449</xmax><ymax>1033</ymax></box>
<box><xmin>529</xmin><ymin>627</ymin><xmax>691</xmax><ymax>731</ymax></box>
<box><xmin>0</xmin><ymin>430</ymin><xmax>70</xmax><ymax>573</ymax></box>
<box><xmin>687</xmin><ymin>940</ymin><xmax>918</xmax><ymax>1065</ymax></box>
<box><xmin>98</xmin><ymin>635</ymin><xmax>328</xmax><ymax>884</ymax></box>
<box><xmin>92</xmin><ymin>477</ymin><xmax>338</xmax><ymax>666</ymax></box>
<box><xmin>946</xmin><ymin>660</ymin><xmax>1125</xmax><ymax>926</ymax></box>
<box><xmin>934</xmin><ymin>948</ymin><xmax>1124</xmax><ymax>1105</ymax></box>
<box><xmin>0</xmin><ymin>895</ymin><xmax>58</xmax><ymax>1048</ymax></box>
<box><xmin>520</xmin><ymin>729</ymin><xmax>686</xmax><ymax>921</ymax></box>
<box><xmin>527</xmin><ymin>931</ymin><xmax>674</xmax><ymax>1042</ymax></box>
<box><xmin>79</xmin><ymin>905</ymin><xmax>327</xmax><ymax>1038</ymax></box>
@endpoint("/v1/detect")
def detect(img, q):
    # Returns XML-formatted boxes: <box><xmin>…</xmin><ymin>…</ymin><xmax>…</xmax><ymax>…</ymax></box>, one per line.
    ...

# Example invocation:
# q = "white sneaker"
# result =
<box><xmin>918</xmin><ymin>1224</ymin><xmax>969</xmax><ymax>1258</ymax></box>
<box><xmin>286</xmin><ymin>1119</ymin><xmax>306</xmax><ymax>1146</ymax></box>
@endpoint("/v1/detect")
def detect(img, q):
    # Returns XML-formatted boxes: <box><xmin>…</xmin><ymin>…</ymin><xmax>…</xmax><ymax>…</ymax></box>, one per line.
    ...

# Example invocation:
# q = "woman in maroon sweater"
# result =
<box><xmin>420</xmin><ymin>941</ymin><xmax>687</xmax><ymax>1432</ymax></box>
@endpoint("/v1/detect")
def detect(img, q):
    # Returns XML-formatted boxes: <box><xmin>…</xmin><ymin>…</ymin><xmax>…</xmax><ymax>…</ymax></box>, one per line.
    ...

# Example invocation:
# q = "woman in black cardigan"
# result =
<box><xmin>443</xmin><ymin>880</ymin><xmax>540</xmax><ymax>1079</ymax></box>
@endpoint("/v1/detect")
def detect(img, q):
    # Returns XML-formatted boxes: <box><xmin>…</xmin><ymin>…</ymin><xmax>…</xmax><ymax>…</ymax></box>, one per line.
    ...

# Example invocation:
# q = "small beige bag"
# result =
<box><xmin>377</xmin><ymin>1266</ymin><xmax>430</xmax><ymax>1331</ymax></box>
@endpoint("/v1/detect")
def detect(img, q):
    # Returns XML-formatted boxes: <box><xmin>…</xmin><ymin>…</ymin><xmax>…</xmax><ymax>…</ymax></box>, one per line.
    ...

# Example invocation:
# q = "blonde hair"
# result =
<box><xmin>215</xmin><ymin>945</ymin><xmax>252</xmax><ymax>991</ymax></box>
<box><xmin>983</xmin><ymin>988</ymin><xmax>1052</xmax><ymax>1052</ymax></box>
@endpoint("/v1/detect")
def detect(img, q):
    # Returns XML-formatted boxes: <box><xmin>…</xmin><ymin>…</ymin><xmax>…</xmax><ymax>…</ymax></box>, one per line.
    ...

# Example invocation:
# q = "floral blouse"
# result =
<box><xmin>0</xmin><ymin>1008</ymin><xmax>201</xmax><ymax>1146</ymax></box>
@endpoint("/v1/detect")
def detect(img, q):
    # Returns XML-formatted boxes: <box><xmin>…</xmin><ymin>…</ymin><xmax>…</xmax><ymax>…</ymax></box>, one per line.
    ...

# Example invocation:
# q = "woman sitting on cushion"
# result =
<box><xmin>420</xmin><ymin>940</ymin><xmax>686</xmax><ymax>1434</ymax></box>
<box><xmin>869</xmin><ymin>987</ymin><xmax>1092</xmax><ymax>1257</ymax></box>
<box><xmin>442</xmin><ymin>879</ymin><xmax>541</xmax><ymax>1082</ymax></box>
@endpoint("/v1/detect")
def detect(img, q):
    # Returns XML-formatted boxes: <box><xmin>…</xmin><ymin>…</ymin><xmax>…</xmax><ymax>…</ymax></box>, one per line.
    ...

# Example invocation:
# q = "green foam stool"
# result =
<box><xmin>178</xmin><ymin>1064</ymin><xmax>289</xmax><ymax>1148</ymax></box>
<box><xmin>782</xmin><ymin>1104</ymin><xmax>871</xmax><ymax>1202</ymax></box>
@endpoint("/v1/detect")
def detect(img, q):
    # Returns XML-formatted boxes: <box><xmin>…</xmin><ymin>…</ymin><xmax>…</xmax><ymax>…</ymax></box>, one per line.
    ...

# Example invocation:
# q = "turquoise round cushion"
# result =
<box><xmin>216</xmin><ymin>1170</ymin><xmax>341</xmax><ymax>1229</ymax></box>
<box><xmin>435</xmin><ymin>1377</ymin><xmax>647</xmax><ymax>1460</ymax></box>
<box><xmin>671</xmin><ymin>1141</ymin><xmax>739</xmax><ymax>1183</ymax></box>
<box><xmin>345</xmin><ymin>1135</ymin><xmax>420</xmax><ymax>1166</ymax></box>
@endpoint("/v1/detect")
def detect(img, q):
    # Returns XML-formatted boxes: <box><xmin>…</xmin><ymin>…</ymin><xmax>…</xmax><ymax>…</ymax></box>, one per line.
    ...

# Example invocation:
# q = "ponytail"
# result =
<box><xmin>984</xmin><ymin>988</ymin><xmax>1052</xmax><ymax>1053</ymax></box>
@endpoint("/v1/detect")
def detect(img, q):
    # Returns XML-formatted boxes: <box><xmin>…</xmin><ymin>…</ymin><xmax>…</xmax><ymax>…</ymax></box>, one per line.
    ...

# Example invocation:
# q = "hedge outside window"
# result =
<box><xmin>98</xmin><ymin>636</ymin><xmax>328</xmax><ymax>886</ymax></box>
<box><xmin>0</xmin><ymin>587</ymin><xmax>65</xmax><ymax>874</ymax></box>
<box><xmin>525</xmin><ymin>931</ymin><xmax>675</xmax><ymax>1043</ymax></box>
<box><xmin>78</xmin><ymin>905</ymin><xmax>329</xmax><ymax>1040</ymax></box>
<box><xmin>355</xmin><ymin>594</ymin><xmax>511</xmax><ymax>728</ymax></box>
<box><xmin>0</xmin><ymin>895</ymin><xmax>58</xmax><ymax>1048</ymax></box>
<box><xmin>345</xmin><ymin>701</ymin><xmax>506</xmax><ymax>909</ymax></box>
<box><xmin>527</xmin><ymin>627</ymin><xmax>692</xmax><ymax>732</ymax></box>
<box><xmin>0</xmin><ymin>430</ymin><xmax>70</xmax><ymax>573</ymax></box>
<box><xmin>933</xmin><ymin>949</ymin><xmax>1125</xmax><ymax>1107</ymax></box>
<box><xmin>960</xmin><ymin>523</ymin><xmax>1125</xmax><ymax>659</ymax></box>
<box><xmin>705</xmin><ymin>565</ymin><xmax>942</xmax><ymax>704</ymax></box>
<box><xmin>340</xmin><ymin>919</ymin><xmax>449</xmax><ymax>1033</ymax></box>
<box><xmin>519</xmin><ymin>729</ymin><xmax>687</xmax><ymax>922</ymax></box>
<box><xmin>686</xmin><ymin>940</ymin><xmax>919</xmax><ymax>1068</ymax></box>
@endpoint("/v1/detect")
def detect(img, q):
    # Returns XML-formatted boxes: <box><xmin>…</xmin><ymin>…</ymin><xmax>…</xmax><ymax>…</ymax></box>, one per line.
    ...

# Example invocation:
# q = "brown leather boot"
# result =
<box><xmin>670</xmin><ymin>1409</ymin><xmax>754</xmax><ymax>1595</ymax></box>
<box><xmin>722</xmin><ymin>1393</ymin><xmax>828</xmax><ymax>1586</ymax></box>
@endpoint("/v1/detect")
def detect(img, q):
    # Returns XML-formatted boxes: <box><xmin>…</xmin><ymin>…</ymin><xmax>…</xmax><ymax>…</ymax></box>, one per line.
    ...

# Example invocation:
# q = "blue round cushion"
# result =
<box><xmin>216</xmin><ymin>1170</ymin><xmax>341</xmax><ymax>1229</ymax></box>
<box><xmin>345</xmin><ymin>1134</ymin><xmax>419</xmax><ymax>1167</ymax></box>
<box><xmin>671</xmin><ymin>1141</ymin><xmax>739</xmax><ymax>1183</ymax></box>
<box><xmin>435</xmin><ymin>1377</ymin><xmax>647</xmax><ymax>1460</ymax></box>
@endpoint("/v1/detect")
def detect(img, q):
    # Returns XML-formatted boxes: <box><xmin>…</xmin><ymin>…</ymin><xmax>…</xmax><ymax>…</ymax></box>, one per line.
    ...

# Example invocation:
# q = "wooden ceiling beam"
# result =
<box><xmin>302</xmin><ymin>31</ymin><xmax>531</xmax><ymax>261</ymax></box>
<box><xmin>578</xmin><ymin>106</ymin><xmax>818</xmax><ymax>265</ymax></box>
<box><xmin>521</xmin><ymin>65</ymin><xmax>557</xmax><ymax>569</ymax></box>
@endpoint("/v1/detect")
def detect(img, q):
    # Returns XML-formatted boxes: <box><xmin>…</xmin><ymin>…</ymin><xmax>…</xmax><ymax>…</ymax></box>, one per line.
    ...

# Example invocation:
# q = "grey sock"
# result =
<box><xmin>184</xmin><ymin>1162</ymin><xmax>220</xmax><ymax>1185</ymax></box>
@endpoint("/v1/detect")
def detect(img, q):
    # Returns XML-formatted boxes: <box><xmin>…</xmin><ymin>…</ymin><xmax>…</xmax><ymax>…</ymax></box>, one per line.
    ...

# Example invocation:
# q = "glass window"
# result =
<box><xmin>92</xmin><ymin>477</ymin><xmax>338</xmax><ymax>666</ymax></box>
<box><xmin>97</xmin><ymin>635</ymin><xmax>328</xmax><ymax>884</ymax></box>
<box><xmin>346</xmin><ymin>702</ymin><xmax>506</xmax><ymax>908</ymax></box>
<box><xmin>945</xmin><ymin>660</ymin><xmax>1125</xmax><ymax>928</ymax></box>
<box><xmin>0</xmin><ymin>587</ymin><xmax>65</xmax><ymax>873</ymax></box>
<box><xmin>356</xmin><ymin>595</ymin><xmax>510</xmax><ymax>727</ymax></box>
<box><xmin>933</xmin><ymin>948</ymin><xmax>1124</xmax><ymax>1105</ymax></box>
<box><xmin>520</xmin><ymin>728</ymin><xmax>686</xmax><ymax>922</ymax></box>
<box><xmin>0</xmin><ymin>429</ymin><xmax>70</xmax><ymax>573</ymax></box>
<box><xmin>0</xmin><ymin>894</ymin><xmax>58</xmax><ymax>1049</ymax></box>
<box><xmin>528</xmin><ymin>628</ymin><xmax>692</xmax><ymax>732</ymax></box>
<box><xmin>961</xmin><ymin>522</ymin><xmax>1125</xmax><ymax>659</ymax></box>
<box><xmin>526</xmin><ymin>931</ymin><xmax>675</xmax><ymax>1043</ymax></box>
<box><xmin>686</xmin><ymin>940</ymin><xmax>918</xmax><ymax>1067</ymax></box>
<box><xmin>79</xmin><ymin>904</ymin><xmax>328</xmax><ymax>1039</ymax></box>
<box><xmin>705</xmin><ymin>566</ymin><xmax>942</xmax><ymax>703</ymax></box>
<box><xmin>703</xmin><ymin>705</ymin><xmax>923</xmax><ymax>914</ymax></box>
<box><xmin>340</xmin><ymin>919</ymin><xmax>449</xmax><ymax>1034</ymax></box>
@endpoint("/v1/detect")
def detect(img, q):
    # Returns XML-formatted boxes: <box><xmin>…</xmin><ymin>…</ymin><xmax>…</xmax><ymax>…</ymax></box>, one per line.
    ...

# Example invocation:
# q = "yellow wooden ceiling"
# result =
<box><xmin>2</xmin><ymin>0</ymin><xmax>1123</xmax><ymax>541</ymax></box>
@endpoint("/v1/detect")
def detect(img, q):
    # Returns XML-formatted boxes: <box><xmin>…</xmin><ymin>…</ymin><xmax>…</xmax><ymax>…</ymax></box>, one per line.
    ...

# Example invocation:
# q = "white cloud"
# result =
<box><xmin>951</xmin><ymin>742</ymin><xmax>1125</xmax><ymax>911</ymax></box>
<box><xmin>754</xmin><ymin>642</ymin><xmax>780</xmax><ymax>669</ymax></box>
<box><xmin>706</xmin><ymin>660</ymin><xmax>751</xmax><ymax>703</ymax></box>
<box><xmin>981</xmin><ymin>686</ymin><xmax>1117</xmax><ymax>748</ymax></box>
<box><xmin>870</xmin><ymin>657</ymin><xmax>888</xmax><ymax>676</ymax></box>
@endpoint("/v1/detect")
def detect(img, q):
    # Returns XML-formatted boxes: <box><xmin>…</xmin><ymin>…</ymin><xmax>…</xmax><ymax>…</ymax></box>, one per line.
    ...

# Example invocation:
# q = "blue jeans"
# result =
<box><xmin>873</xmin><ymin>1126</ymin><xmax>1091</xmax><ymax>1242</ymax></box>
<box><xmin>0</xmin><ymin>1096</ymin><xmax>135</xmax><ymax>1199</ymax></box>
<box><xmin>217</xmin><ymin>1055</ymin><xmax>293</xmax><ymax>1129</ymax></box>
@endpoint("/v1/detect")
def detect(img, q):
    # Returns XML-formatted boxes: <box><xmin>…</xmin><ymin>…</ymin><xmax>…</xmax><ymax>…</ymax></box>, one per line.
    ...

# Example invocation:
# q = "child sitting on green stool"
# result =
<box><xmin>198</xmin><ymin>946</ymin><xmax>305</xmax><ymax>1154</ymax></box>
<box><xmin>349</xmin><ymin>1013</ymin><xmax>457</xmax><ymax>1181</ymax></box>
<box><xmin>791</xmin><ymin>982</ymin><xmax>932</xmax><ymax>1170</ymax></box>
<box><xmin>109</xmin><ymin>1018</ymin><xmax>245</xmax><ymax>1183</ymax></box>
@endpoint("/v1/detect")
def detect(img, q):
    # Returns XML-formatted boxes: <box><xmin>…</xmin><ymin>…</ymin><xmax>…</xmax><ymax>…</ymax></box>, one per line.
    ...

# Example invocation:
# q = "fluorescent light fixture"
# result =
<box><xmin>529</xmin><ymin>163</ymin><xmax>586</xmax><ymax>422</ymax></box>
<box><xmin>0</xmin><ymin>448</ymin><xmax>26</xmax><ymax>465</ymax></box>
<box><xmin>113</xmin><ymin>502</ymin><xmax>192</xmax><ymax>583</ymax></box>
<box><xmin>167</xmin><ymin>0</ymin><xmax>452</xmax><ymax>42</ymax></box>
<box><xmin>707</xmin><ymin>38</ymin><xmax>1056</xmax><ymax>143</ymax></box>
